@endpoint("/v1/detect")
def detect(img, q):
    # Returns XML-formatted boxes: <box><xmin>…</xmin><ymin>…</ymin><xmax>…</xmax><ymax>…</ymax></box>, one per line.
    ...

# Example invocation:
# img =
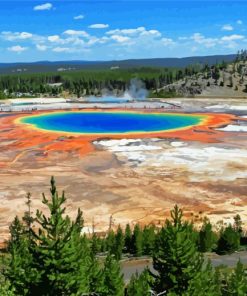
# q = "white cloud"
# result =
<box><xmin>162</xmin><ymin>37</ymin><xmax>175</xmax><ymax>46</ymax></box>
<box><xmin>6</xmin><ymin>25</ymin><xmax>244</xmax><ymax>59</ymax></box>
<box><xmin>33</xmin><ymin>3</ymin><xmax>53</xmax><ymax>11</ymax></box>
<box><xmin>36</xmin><ymin>44</ymin><xmax>47</xmax><ymax>51</ymax></box>
<box><xmin>106</xmin><ymin>27</ymin><xmax>162</xmax><ymax>41</ymax></box>
<box><xmin>63</xmin><ymin>30</ymin><xmax>89</xmax><ymax>37</ymax></box>
<box><xmin>74</xmin><ymin>15</ymin><xmax>84</xmax><ymax>20</ymax></box>
<box><xmin>191</xmin><ymin>33</ymin><xmax>217</xmax><ymax>48</ymax></box>
<box><xmin>52</xmin><ymin>47</ymin><xmax>71</xmax><ymax>53</ymax></box>
<box><xmin>7</xmin><ymin>45</ymin><xmax>27</xmax><ymax>53</ymax></box>
<box><xmin>1</xmin><ymin>31</ymin><xmax>33</xmax><ymax>41</ymax></box>
<box><xmin>221</xmin><ymin>34</ymin><xmax>245</xmax><ymax>41</ymax></box>
<box><xmin>110</xmin><ymin>35</ymin><xmax>131</xmax><ymax>43</ymax></box>
<box><xmin>237</xmin><ymin>20</ymin><xmax>243</xmax><ymax>25</ymax></box>
<box><xmin>48</xmin><ymin>35</ymin><xmax>60</xmax><ymax>42</ymax></box>
<box><xmin>222</xmin><ymin>24</ymin><xmax>234</xmax><ymax>31</ymax></box>
<box><xmin>89</xmin><ymin>24</ymin><xmax>109</xmax><ymax>29</ymax></box>
<box><xmin>107</xmin><ymin>27</ymin><xmax>146</xmax><ymax>35</ymax></box>
<box><xmin>140</xmin><ymin>29</ymin><xmax>161</xmax><ymax>37</ymax></box>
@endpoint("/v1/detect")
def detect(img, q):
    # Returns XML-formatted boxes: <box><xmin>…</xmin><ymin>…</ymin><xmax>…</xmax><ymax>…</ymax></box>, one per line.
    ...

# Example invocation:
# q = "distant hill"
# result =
<box><xmin>0</xmin><ymin>54</ymin><xmax>236</xmax><ymax>74</ymax></box>
<box><xmin>160</xmin><ymin>58</ymin><xmax>247</xmax><ymax>97</ymax></box>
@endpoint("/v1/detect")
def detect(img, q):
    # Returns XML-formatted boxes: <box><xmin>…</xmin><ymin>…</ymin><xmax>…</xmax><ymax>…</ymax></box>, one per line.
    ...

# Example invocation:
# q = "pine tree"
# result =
<box><xmin>86</xmin><ymin>251</ymin><xmax>104</xmax><ymax>294</ymax></box>
<box><xmin>28</xmin><ymin>176</ymin><xmax>88</xmax><ymax>295</ymax></box>
<box><xmin>142</xmin><ymin>225</ymin><xmax>156</xmax><ymax>255</ymax></box>
<box><xmin>151</xmin><ymin>205</ymin><xmax>203</xmax><ymax>295</ymax></box>
<box><xmin>0</xmin><ymin>279</ymin><xmax>15</xmax><ymax>296</ymax></box>
<box><xmin>4</xmin><ymin>215</ymin><xmax>39</xmax><ymax>295</ymax></box>
<box><xmin>183</xmin><ymin>261</ymin><xmax>221</xmax><ymax>296</ymax></box>
<box><xmin>99</xmin><ymin>254</ymin><xmax>124</xmax><ymax>296</ymax></box>
<box><xmin>226</xmin><ymin>260</ymin><xmax>247</xmax><ymax>295</ymax></box>
<box><xmin>132</xmin><ymin>224</ymin><xmax>143</xmax><ymax>257</ymax></box>
<box><xmin>127</xmin><ymin>268</ymin><xmax>152</xmax><ymax>296</ymax></box>
<box><xmin>198</xmin><ymin>219</ymin><xmax>216</xmax><ymax>252</ymax></box>
<box><xmin>217</xmin><ymin>224</ymin><xmax>240</xmax><ymax>254</ymax></box>
<box><xmin>106</xmin><ymin>229</ymin><xmax>116</xmax><ymax>255</ymax></box>
<box><xmin>114</xmin><ymin>225</ymin><xmax>124</xmax><ymax>260</ymax></box>
<box><xmin>233</xmin><ymin>214</ymin><xmax>243</xmax><ymax>234</ymax></box>
<box><xmin>124</xmin><ymin>224</ymin><xmax>132</xmax><ymax>253</ymax></box>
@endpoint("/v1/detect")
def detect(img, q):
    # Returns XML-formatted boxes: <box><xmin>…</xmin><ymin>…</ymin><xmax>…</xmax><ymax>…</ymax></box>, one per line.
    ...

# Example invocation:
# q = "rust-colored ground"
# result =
<box><xmin>0</xmin><ymin>109</ymin><xmax>246</xmax><ymax>242</ymax></box>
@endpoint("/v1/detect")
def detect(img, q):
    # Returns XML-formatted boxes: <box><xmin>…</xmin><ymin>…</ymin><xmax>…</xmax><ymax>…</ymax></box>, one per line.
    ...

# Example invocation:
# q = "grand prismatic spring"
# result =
<box><xmin>0</xmin><ymin>106</ymin><xmax>246</xmax><ymax>240</ymax></box>
<box><xmin>18</xmin><ymin>111</ymin><xmax>207</xmax><ymax>135</ymax></box>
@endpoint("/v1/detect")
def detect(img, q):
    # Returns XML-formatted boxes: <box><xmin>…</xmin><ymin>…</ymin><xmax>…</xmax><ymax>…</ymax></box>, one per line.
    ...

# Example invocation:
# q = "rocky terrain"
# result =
<box><xmin>161</xmin><ymin>59</ymin><xmax>247</xmax><ymax>98</ymax></box>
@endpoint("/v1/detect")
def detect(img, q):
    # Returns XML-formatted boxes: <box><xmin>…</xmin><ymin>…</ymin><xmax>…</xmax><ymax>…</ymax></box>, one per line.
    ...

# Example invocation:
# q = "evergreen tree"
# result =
<box><xmin>91</xmin><ymin>232</ymin><xmax>99</xmax><ymax>255</ymax></box>
<box><xmin>4</xmin><ymin>216</ymin><xmax>39</xmax><ymax>295</ymax></box>
<box><xmin>226</xmin><ymin>260</ymin><xmax>247</xmax><ymax>295</ymax></box>
<box><xmin>217</xmin><ymin>224</ymin><xmax>240</xmax><ymax>254</ymax></box>
<box><xmin>124</xmin><ymin>223</ymin><xmax>132</xmax><ymax>253</ymax></box>
<box><xmin>114</xmin><ymin>225</ymin><xmax>124</xmax><ymax>260</ymax></box>
<box><xmin>233</xmin><ymin>214</ymin><xmax>243</xmax><ymax>234</ymax></box>
<box><xmin>132</xmin><ymin>224</ymin><xmax>143</xmax><ymax>257</ymax></box>
<box><xmin>86</xmin><ymin>251</ymin><xmax>104</xmax><ymax>294</ymax></box>
<box><xmin>198</xmin><ymin>219</ymin><xmax>217</xmax><ymax>252</ymax></box>
<box><xmin>127</xmin><ymin>268</ymin><xmax>152</xmax><ymax>296</ymax></box>
<box><xmin>4</xmin><ymin>177</ymin><xmax>92</xmax><ymax>295</ymax></box>
<box><xmin>142</xmin><ymin>225</ymin><xmax>156</xmax><ymax>255</ymax></box>
<box><xmin>151</xmin><ymin>205</ymin><xmax>203</xmax><ymax>295</ymax></box>
<box><xmin>29</xmin><ymin>176</ymin><xmax>88</xmax><ymax>295</ymax></box>
<box><xmin>0</xmin><ymin>279</ymin><xmax>15</xmax><ymax>296</ymax></box>
<box><xmin>183</xmin><ymin>261</ymin><xmax>221</xmax><ymax>296</ymax></box>
<box><xmin>106</xmin><ymin>229</ymin><xmax>116</xmax><ymax>255</ymax></box>
<box><xmin>99</xmin><ymin>254</ymin><xmax>124</xmax><ymax>296</ymax></box>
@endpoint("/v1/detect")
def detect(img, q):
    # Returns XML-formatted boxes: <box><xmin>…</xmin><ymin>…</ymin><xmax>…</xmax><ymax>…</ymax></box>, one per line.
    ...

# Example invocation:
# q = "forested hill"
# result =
<box><xmin>0</xmin><ymin>54</ymin><xmax>236</xmax><ymax>74</ymax></box>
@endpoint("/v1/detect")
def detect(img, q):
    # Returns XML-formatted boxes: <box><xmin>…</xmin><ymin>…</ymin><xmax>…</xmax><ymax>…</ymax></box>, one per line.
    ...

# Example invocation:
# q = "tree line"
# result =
<box><xmin>88</xmin><ymin>212</ymin><xmax>245</xmax><ymax>260</ymax></box>
<box><xmin>0</xmin><ymin>177</ymin><xmax>247</xmax><ymax>295</ymax></box>
<box><xmin>0</xmin><ymin>66</ymin><xmax>202</xmax><ymax>99</ymax></box>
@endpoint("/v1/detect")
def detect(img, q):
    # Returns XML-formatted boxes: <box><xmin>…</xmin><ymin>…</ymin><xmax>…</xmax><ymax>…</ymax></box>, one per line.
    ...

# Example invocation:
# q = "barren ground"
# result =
<box><xmin>0</xmin><ymin>98</ymin><xmax>247</xmax><ymax>243</ymax></box>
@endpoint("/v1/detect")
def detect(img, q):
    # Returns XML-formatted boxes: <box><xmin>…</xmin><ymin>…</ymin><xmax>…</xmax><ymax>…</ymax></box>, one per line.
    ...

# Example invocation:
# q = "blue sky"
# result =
<box><xmin>1</xmin><ymin>1</ymin><xmax>247</xmax><ymax>62</ymax></box>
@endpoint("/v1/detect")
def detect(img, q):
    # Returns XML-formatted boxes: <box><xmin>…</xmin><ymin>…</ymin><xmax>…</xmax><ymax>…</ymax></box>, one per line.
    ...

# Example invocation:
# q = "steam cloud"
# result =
<box><xmin>125</xmin><ymin>78</ymin><xmax>148</xmax><ymax>100</ymax></box>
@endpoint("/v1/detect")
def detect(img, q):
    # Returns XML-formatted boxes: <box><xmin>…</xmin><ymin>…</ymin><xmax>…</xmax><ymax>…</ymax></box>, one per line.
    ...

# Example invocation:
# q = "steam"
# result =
<box><xmin>124</xmin><ymin>78</ymin><xmax>148</xmax><ymax>100</ymax></box>
<box><xmin>87</xmin><ymin>78</ymin><xmax>148</xmax><ymax>102</ymax></box>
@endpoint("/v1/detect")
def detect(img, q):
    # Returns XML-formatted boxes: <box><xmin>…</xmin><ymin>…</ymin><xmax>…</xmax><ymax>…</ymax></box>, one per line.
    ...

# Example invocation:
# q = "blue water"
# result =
<box><xmin>21</xmin><ymin>111</ymin><xmax>204</xmax><ymax>134</ymax></box>
<box><xmin>87</xmin><ymin>96</ymin><xmax>131</xmax><ymax>103</ymax></box>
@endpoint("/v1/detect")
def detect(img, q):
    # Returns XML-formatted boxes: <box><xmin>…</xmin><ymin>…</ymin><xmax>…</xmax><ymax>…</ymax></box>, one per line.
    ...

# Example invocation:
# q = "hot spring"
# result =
<box><xmin>19</xmin><ymin>111</ymin><xmax>207</xmax><ymax>135</ymax></box>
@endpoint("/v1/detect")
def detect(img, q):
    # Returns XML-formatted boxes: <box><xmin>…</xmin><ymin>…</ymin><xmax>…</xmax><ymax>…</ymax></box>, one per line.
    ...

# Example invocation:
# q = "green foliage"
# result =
<box><xmin>0</xmin><ymin>65</ymin><xmax>202</xmax><ymax>98</ymax></box>
<box><xmin>183</xmin><ymin>261</ymin><xmax>221</xmax><ymax>296</ymax></box>
<box><xmin>0</xmin><ymin>91</ymin><xmax>6</xmax><ymax>99</ymax></box>
<box><xmin>28</xmin><ymin>176</ymin><xmax>87</xmax><ymax>295</ymax></box>
<box><xmin>227</xmin><ymin>260</ymin><xmax>247</xmax><ymax>295</ymax></box>
<box><xmin>217</xmin><ymin>225</ymin><xmax>240</xmax><ymax>254</ymax></box>
<box><xmin>0</xmin><ymin>279</ymin><xmax>15</xmax><ymax>295</ymax></box>
<box><xmin>114</xmin><ymin>225</ymin><xmax>124</xmax><ymax>260</ymax></box>
<box><xmin>198</xmin><ymin>219</ymin><xmax>217</xmax><ymax>252</ymax></box>
<box><xmin>3</xmin><ymin>177</ymin><xmax>105</xmax><ymax>295</ymax></box>
<box><xmin>127</xmin><ymin>268</ymin><xmax>152</xmax><ymax>296</ymax></box>
<box><xmin>106</xmin><ymin>229</ymin><xmax>116</xmax><ymax>255</ymax></box>
<box><xmin>86</xmin><ymin>252</ymin><xmax>103</xmax><ymax>294</ymax></box>
<box><xmin>4</xmin><ymin>216</ymin><xmax>40</xmax><ymax>295</ymax></box>
<box><xmin>99</xmin><ymin>254</ymin><xmax>124</xmax><ymax>296</ymax></box>
<box><xmin>151</xmin><ymin>205</ymin><xmax>203</xmax><ymax>295</ymax></box>
<box><xmin>142</xmin><ymin>225</ymin><xmax>156</xmax><ymax>255</ymax></box>
<box><xmin>234</xmin><ymin>214</ymin><xmax>243</xmax><ymax>234</ymax></box>
<box><xmin>132</xmin><ymin>224</ymin><xmax>143</xmax><ymax>257</ymax></box>
<box><xmin>124</xmin><ymin>223</ymin><xmax>132</xmax><ymax>253</ymax></box>
<box><xmin>2</xmin><ymin>177</ymin><xmax>247</xmax><ymax>295</ymax></box>
<box><xmin>218</xmin><ymin>261</ymin><xmax>247</xmax><ymax>296</ymax></box>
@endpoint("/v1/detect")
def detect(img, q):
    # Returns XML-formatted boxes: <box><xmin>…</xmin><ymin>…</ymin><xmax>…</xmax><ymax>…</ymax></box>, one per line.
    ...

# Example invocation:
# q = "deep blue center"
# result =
<box><xmin>21</xmin><ymin>111</ymin><xmax>204</xmax><ymax>134</ymax></box>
